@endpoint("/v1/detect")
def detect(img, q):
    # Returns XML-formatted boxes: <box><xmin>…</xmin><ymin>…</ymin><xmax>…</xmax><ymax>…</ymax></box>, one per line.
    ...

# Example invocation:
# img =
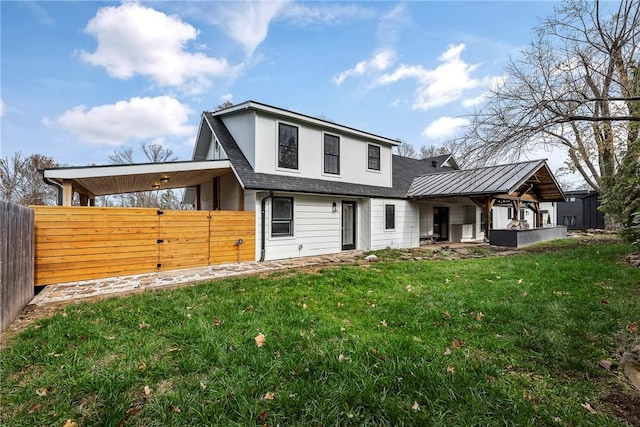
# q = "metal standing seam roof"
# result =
<box><xmin>407</xmin><ymin>160</ymin><xmax>556</xmax><ymax>199</ymax></box>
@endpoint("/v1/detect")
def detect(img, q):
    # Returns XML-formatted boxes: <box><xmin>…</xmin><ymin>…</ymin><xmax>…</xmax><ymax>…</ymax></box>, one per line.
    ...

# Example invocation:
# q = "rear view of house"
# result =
<box><xmin>44</xmin><ymin>100</ymin><xmax>566</xmax><ymax>263</ymax></box>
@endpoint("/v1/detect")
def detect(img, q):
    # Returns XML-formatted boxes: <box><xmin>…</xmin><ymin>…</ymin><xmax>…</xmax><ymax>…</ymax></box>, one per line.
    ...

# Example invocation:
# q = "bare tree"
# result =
<box><xmin>107</xmin><ymin>142</ymin><xmax>183</xmax><ymax>208</ymax></box>
<box><xmin>418</xmin><ymin>145</ymin><xmax>450</xmax><ymax>159</ymax></box>
<box><xmin>394</xmin><ymin>140</ymin><xmax>418</xmax><ymax>158</ymax></box>
<box><xmin>459</xmin><ymin>0</ymin><xmax>639</xmax><ymax>195</ymax></box>
<box><xmin>214</xmin><ymin>100</ymin><xmax>234</xmax><ymax>111</ymax></box>
<box><xmin>0</xmin><ymin>152</ymin><xmax>59</xmax><ymax>206</ymax></box>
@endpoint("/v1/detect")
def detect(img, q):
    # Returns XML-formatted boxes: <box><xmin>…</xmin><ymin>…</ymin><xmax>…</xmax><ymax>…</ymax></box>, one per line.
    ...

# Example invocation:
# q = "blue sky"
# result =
<box><xmin>1</xmin><ymin>1</ymin><xmax>564</xmax><ymax>171</ymax></box>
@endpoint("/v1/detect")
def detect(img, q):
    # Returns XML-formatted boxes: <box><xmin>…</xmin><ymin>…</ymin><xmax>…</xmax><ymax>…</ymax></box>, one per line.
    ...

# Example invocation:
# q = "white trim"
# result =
<box><xmin>44</xmin><ymin>160</ymin><xmax>231</xmax><ymax>180</ymax></box>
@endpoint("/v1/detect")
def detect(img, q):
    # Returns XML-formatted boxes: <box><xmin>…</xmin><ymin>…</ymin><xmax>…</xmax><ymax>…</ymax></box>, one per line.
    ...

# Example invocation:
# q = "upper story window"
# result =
<box><xmin>367</xmin><ymin>144</ymin><xmax>381</xmax><ymax>171</ymax></box>
<box><xmin>272</xmin><ymin>197</ymin><xmax>294</xmax><ymax>236</ymax></box>
<box><xmin>324</xmin><ymin>134</ymin><xmax>340</xmax><ymax>175</ymax></box>
<box><xmin>385</xmin><ymin>204</ymin><xmax>395</xmax><ymax>230</ymax></box>
<box><xmin>278</xmin><ymin>123</ymin><xmax>298</xmax><ymax>170</ymax></box>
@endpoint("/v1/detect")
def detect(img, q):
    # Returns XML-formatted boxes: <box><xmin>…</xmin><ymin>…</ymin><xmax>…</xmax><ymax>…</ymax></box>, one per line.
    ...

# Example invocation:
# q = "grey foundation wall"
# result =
<box><xmin>490</xmin><ymin>226</ymin><xmax>568</xmax><ymax>248</ymax></box>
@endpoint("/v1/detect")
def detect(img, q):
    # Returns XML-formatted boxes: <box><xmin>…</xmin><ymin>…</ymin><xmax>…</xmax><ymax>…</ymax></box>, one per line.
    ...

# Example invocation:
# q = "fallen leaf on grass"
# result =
<box><xmin>412</xmin><ymin>401</ymin><xmax>421</xmax><ymax>411</ymax></box>
<box><xmin>444</xmin><ymin>348</ymin><xmax>452</xmax><ymax>356</ymax></box>
<box><xmin>138</xmin><ymin>322</ymin><xmax>150</xmax><ymax>329</ymax></box>
<box><xmin>28</xmin><ymin>403</ymin><xmax>41</xmax><ymax>414</ymax></box>
<box><xmin>600</xmin><ymin>299</ymin><xmax>609</xmax><ymax>306</ymax></box>
<box><xmin>257</xmin><ymin>410</ymin><xmax>268</xmax><ymax>422</ymax></box>
<box><xmin>63</xmin><ymin>420</ymin><xmax>78</xmax><ymax>427</ymax></box>
<box><xmin>302</xmin><ymin>303</ymin><xmax>308</xmax><ymax>309</ymax></box>
<box><xmin>581</xmin><ymin>402</ymin><xmax>597</xmax><ymax>414</ymax></box>
<box><xmin>170</xmin><ymin>406</ymin><xmax>181</xmax><ymax>414</ymax></box>
<box><xmin>627</xmin><ymin>323</ymin><xmax>638</xmax><ymax>332</ymax></box>
<box><xmin>35</xmin><ymin>388</ymin><xmax>48</xmax><ymax>396</ymax></box>
<box><xmin>139</xmin><ymin>361</ymin><xmax>147</xmax><ymax>372</ymax></box>
<box><xmin>144</xmin><ymin>386</ymin><xmax>151</xmax><ymax>396</ymax></box>
<box><xmin>200</xmin><ymin>381</ymin><xmax>207</xmax><ymax>390</ymax></box>
<box><xmin>213</xmin><ymin>317</ymin><xmax>223</xmax><ymax>326</ymax></box>
<box><xmin>517</xmin><ymin>279</ymin><xmax>523</xmax><ymax>284</ymax></box>
<box><xmin>380</xmin><ymin>319</ymin><xmax>388</xmax><ymax>327</ymax></box>
<box><xmin>444</xmin><ymin>278</ymin><xmax>450</xmax><ymax>283</ymax></box>
<box><xmin>451</xmin><ymin>339</ymin><xmax>466</xmax><ymax>349</ymax></box>
<box><xmin>521</xmin><ymin>291</ymin><xmax>528</xmax><ymax>297</ymax></box>
<box><xmin>255</xmin><ymin>333</ymin><xmax>266</xmax><ymax>347</ymax></box>
<box><xmin>442</xmin><ymin>311</ymin><xmax>451</xmax><ymax>320</ymax></box>
<box><xmin>263</xmin><ymin>392</ymin><xmax>275</xmax><ymax>400</ymax></box>
<box><xmin>338</xmin><ymin>354</ymin><xmax>346</xmax><ymax>363</ymax></box>
<box><xmin>405</xmin><ymin>285</ymin><xmax>413</xmax><ymax>292</ymax></box>
<box><xmin>446</xmin><ymin>365</ymin><xmax>456</xmax><ymax>374</ymax></box>
<box><xmin>475</xmin><ymin>312</ymin><xmax>485</xmax><ymax>321</ymax></box>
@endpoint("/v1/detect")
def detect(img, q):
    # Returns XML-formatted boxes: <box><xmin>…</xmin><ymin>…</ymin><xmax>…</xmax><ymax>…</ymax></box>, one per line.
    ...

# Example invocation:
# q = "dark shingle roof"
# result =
<box><xmin>206</xmin><ymin>112</ymin><xmax>450</xmax><ymax>198</ymax></box>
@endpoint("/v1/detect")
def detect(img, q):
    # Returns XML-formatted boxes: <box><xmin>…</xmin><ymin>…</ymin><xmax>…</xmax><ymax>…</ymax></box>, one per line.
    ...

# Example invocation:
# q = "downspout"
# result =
<box><xmin>40</xmin><ymin>170</ymin><xmax>63</xmax><ymax>206</ymax></box>
<box><xmin>259</xmin><ymin>191</ymin><xmax>274</xmax><ymax>262</ymax></box>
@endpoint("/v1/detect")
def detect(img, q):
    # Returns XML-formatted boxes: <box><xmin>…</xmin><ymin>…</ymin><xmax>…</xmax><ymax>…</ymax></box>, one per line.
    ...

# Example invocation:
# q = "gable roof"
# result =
<box><xmin>205</xmin><ymin>113</ymin><xmax>453</xmax><ymax>199</ymax></box>
<box><xmin>210</xmin><ymin>100</ymin><xmax>401</xmax><ymax>147</ymax></box>
<box><xmin>407</xmin><ymin>160</ymin><xmax>566</xmax><ymax>201</ymax></box>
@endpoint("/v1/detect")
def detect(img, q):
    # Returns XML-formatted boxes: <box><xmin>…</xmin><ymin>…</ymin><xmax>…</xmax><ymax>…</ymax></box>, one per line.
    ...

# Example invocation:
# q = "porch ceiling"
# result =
<box><xmin>43</xmin><ymin>160</ymin><xmax>233</xmax><ymax>196</ymax></box>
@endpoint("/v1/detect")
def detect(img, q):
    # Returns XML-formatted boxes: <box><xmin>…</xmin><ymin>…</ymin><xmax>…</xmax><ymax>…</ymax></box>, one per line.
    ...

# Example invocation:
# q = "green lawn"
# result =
<box><xmin>1</xmin><ymin>239</ymin><xmax>639</xmax><ymax>426</ymax></box>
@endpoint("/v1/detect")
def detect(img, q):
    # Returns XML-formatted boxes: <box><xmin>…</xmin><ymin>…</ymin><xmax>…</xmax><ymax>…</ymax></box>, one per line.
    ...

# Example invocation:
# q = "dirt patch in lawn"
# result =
<box><xmin>601</xmin><ymin>385</ymin><xmax>640</xmax><ymax>426</ymax></box>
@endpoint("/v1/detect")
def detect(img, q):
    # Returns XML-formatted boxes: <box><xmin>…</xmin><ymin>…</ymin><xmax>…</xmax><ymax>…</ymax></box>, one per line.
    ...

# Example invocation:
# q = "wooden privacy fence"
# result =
<box><xmin>32</xmin><ymin>206</ymin><xmax>255</xmax><ymax>286</ymax></box>
<box><xmin>1</xmin><ymin>201</ymin><xmax>35</xmax><ymax>332</ymax></box>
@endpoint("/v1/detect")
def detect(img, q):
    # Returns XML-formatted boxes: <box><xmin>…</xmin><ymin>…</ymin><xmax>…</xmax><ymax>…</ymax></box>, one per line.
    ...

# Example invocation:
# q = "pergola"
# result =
<box><xmin>407</xmin><ymin>160</ymin><xmax>566</xmax><ymax>236</ymax></box>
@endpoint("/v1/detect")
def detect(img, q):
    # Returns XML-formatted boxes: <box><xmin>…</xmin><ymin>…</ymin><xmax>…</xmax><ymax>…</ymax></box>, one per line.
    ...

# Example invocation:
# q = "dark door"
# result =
<box><xmin>433</xmin><ymin>207</ymin><xmax>449</xmax><ymax>241</ymax></box>
<box><xmin>342</xmin><ymin>201</ymin><xmax>356</xmax><ymax>250</ymax></box>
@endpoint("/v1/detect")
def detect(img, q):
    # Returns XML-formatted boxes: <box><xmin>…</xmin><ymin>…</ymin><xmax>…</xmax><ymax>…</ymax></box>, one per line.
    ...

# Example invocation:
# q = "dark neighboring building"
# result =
<box><xmin>556</xmin><ymin>190</ymin><xmax>605</xmax><ymax>230</ymax></box>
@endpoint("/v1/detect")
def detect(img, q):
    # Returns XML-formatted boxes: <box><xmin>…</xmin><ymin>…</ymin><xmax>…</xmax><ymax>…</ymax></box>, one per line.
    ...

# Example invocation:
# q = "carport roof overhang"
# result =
<box><xmin>43</xmin><ymin>160</ymin><xmax>233</xmax><ymax>196</ymax></box>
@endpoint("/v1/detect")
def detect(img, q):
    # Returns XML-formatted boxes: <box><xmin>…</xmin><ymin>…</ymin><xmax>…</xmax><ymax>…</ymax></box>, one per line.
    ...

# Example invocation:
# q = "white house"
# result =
<box><xmin>43</xmin><ymin>100</ymin><xmax>567</xmax><ymax>262</ymax></box>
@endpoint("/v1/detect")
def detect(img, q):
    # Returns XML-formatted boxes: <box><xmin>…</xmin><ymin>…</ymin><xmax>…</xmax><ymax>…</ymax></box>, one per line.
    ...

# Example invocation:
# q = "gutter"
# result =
<box><xmin>40</xmin><ymin>170</ymin><xmax>63</xmax><ymax>206</ymax></box>
<box><xmin>259</xmin><ymin>191</ymin><xmax>274</xmax><ymax>262</ymax></box>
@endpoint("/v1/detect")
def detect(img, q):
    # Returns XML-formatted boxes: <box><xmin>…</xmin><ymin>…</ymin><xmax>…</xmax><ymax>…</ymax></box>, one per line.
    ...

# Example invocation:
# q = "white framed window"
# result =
<box><xmin>272</xmin><ymin>197</ymin><xmax>294</xmax><ymax>236</ymax></box>
<box><xmin>367</xmin><ymin>144</ymin><xmax>381</xmax><ymax>171</ymax></box>
<box><xmin>278</xmin><ymin>123</ymin><xmax>298</xmax><ymax>170</ymax></box>
<box><xmin>323</xmin><ymin>133</ymin><xmax>340</xmax><ymax>175</ymax></box>
<box><xmin>384</xmin><ymin>204</ymin><xmax>395</xmax><ymax>230</ymax></box>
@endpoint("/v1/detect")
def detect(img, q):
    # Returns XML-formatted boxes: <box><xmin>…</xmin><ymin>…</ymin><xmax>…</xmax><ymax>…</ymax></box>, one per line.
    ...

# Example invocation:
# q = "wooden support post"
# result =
<box><xmin>79</xmin><ymin>193</ymin><xmax>89</xmax><ymax>206</ymax></box>
<box><xmin>470</xmin><ymin>196</ymin><xmax>495</xmax><ymax>240</ymax></box>
<box><xmin>62</xmin><ymin>180</ymin><xmax>74</xmax><ymax>206</ymax></box>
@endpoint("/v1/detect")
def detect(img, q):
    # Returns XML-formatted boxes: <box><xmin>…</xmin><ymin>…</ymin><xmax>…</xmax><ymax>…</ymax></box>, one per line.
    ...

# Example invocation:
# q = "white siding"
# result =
<box><xmin>252</xmin><ymin>112</ymin><xmax>393</xmax><ymax>187</ymax></box>
<box><xmin>200</xmin><ymin>180</ymin><xmax>214</xmax><ymax>210</ymax></box>
<box><xmin>219</xmin><ymin>173</ymin><xmax>242</xmax><ymax>210</ymax></box>
<box><xmin>370</xmin><ymin>199</ymin><xmax>419</xmax><ymax>250</ymax></box>
<box><xmin>262</xmin><ymin>194</ymin><xmax>342</xmax><ymax>261</ymax></box>
<box><xmin>221</xmin><ymin>112</ymin><xmax>256</xmax><ymax>169</ymax></box>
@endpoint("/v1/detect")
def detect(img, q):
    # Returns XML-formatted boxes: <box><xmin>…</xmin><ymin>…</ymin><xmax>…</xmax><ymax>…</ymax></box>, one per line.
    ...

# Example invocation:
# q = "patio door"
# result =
<box><xmin>434</xmin><ymin>207</ymin><xmax>449</xmax><ymax>241</ymax></box>
<box><xmin>341</xmin><ymin>201</ymin><xmax>356</xmax><ymax>250</ymax></box>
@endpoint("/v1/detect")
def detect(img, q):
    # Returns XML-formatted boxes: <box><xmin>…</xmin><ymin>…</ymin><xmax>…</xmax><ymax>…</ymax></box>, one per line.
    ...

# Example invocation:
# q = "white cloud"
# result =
<box><xmin>333</xmin><ymin>50</ymin><xmax>396</xmax><ymax>85</ymax></box>
<box><xmin>282</xmin><ymin>3</ymin><xmax>375</xmax><ymax>26</ymax></box>
<box><xmin>462</xmin><ymin>75</ymin><xmax>507</xmax><ymax>107</ymax></box>
<box><xmin>379</xmin><ymin>44</ymin><xmax>482</xmax><ymax>110</ymax></box>
<box><xmin>422</xmin><ymin>116</ymin><xmax>470</xmax><ymax>140</ymax></box>
<box><xmin>79</xmin><ymin>3</ymin><xmax>235</xmax><ymax>92</ymax></box>
<box><xmin>45</xmin><ymin>96</ymin><xmax>195</xmax><ymax>146</ymax></box>
<box><xmin>0</xmin><ymin>98</ymin><xmax>5</xmax><ymax>117</ymax></box>
<box><xmin>212</xmin><ymin>1</ymin><xmax>289</xmax><ymax>56</ymax></box>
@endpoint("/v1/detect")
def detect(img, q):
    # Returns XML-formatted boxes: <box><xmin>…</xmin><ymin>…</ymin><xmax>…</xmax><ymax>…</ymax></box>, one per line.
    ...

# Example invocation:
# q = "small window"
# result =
<box><xmin>385</xmin><ymin>204</ymin><xmax>395</xmax><ymax>230</ymax></box>
<box><xmin>272</xmin><ymin>197</ymin><xmax>293</xmax><ymax>236</ymax></box>
<box><xmin>507</xmin><ymin>207</ymin><xmax>513</xmax><ymax>219</ymax></box>
<box><xmin>519</xmin><ymin>208</ymin><xmax>525</xmax><ymax>221</ymax></box>
<box><xmin>563</xmin><ymin>216</ymin><xmax>576</xmax><ymax>226</ymax></box>
<box><xmin>368</xmin><ymin>144</ymin><xmax>380</xmax><ymax>171</ymax></box>
<box><xmin>278</xmin><ymin>123</ymin><xmax>298</xmax><ymax>170</ymax></box>
<box><xmin>324</xmin><ymin>134</ymin><xmax>340</xmax><ymax>174</ymax></box>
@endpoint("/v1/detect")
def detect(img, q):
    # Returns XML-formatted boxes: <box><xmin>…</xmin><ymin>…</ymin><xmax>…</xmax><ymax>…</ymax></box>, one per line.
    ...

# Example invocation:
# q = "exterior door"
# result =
<box><xmin>341</xmin><ymin>201</ymin><xmax>356</xmax><ymax>250</ymax></box>
<box><xmin>433</xmin><ymin>207</ymin><xmax>449</xmax><ymax>241</ymax></box>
